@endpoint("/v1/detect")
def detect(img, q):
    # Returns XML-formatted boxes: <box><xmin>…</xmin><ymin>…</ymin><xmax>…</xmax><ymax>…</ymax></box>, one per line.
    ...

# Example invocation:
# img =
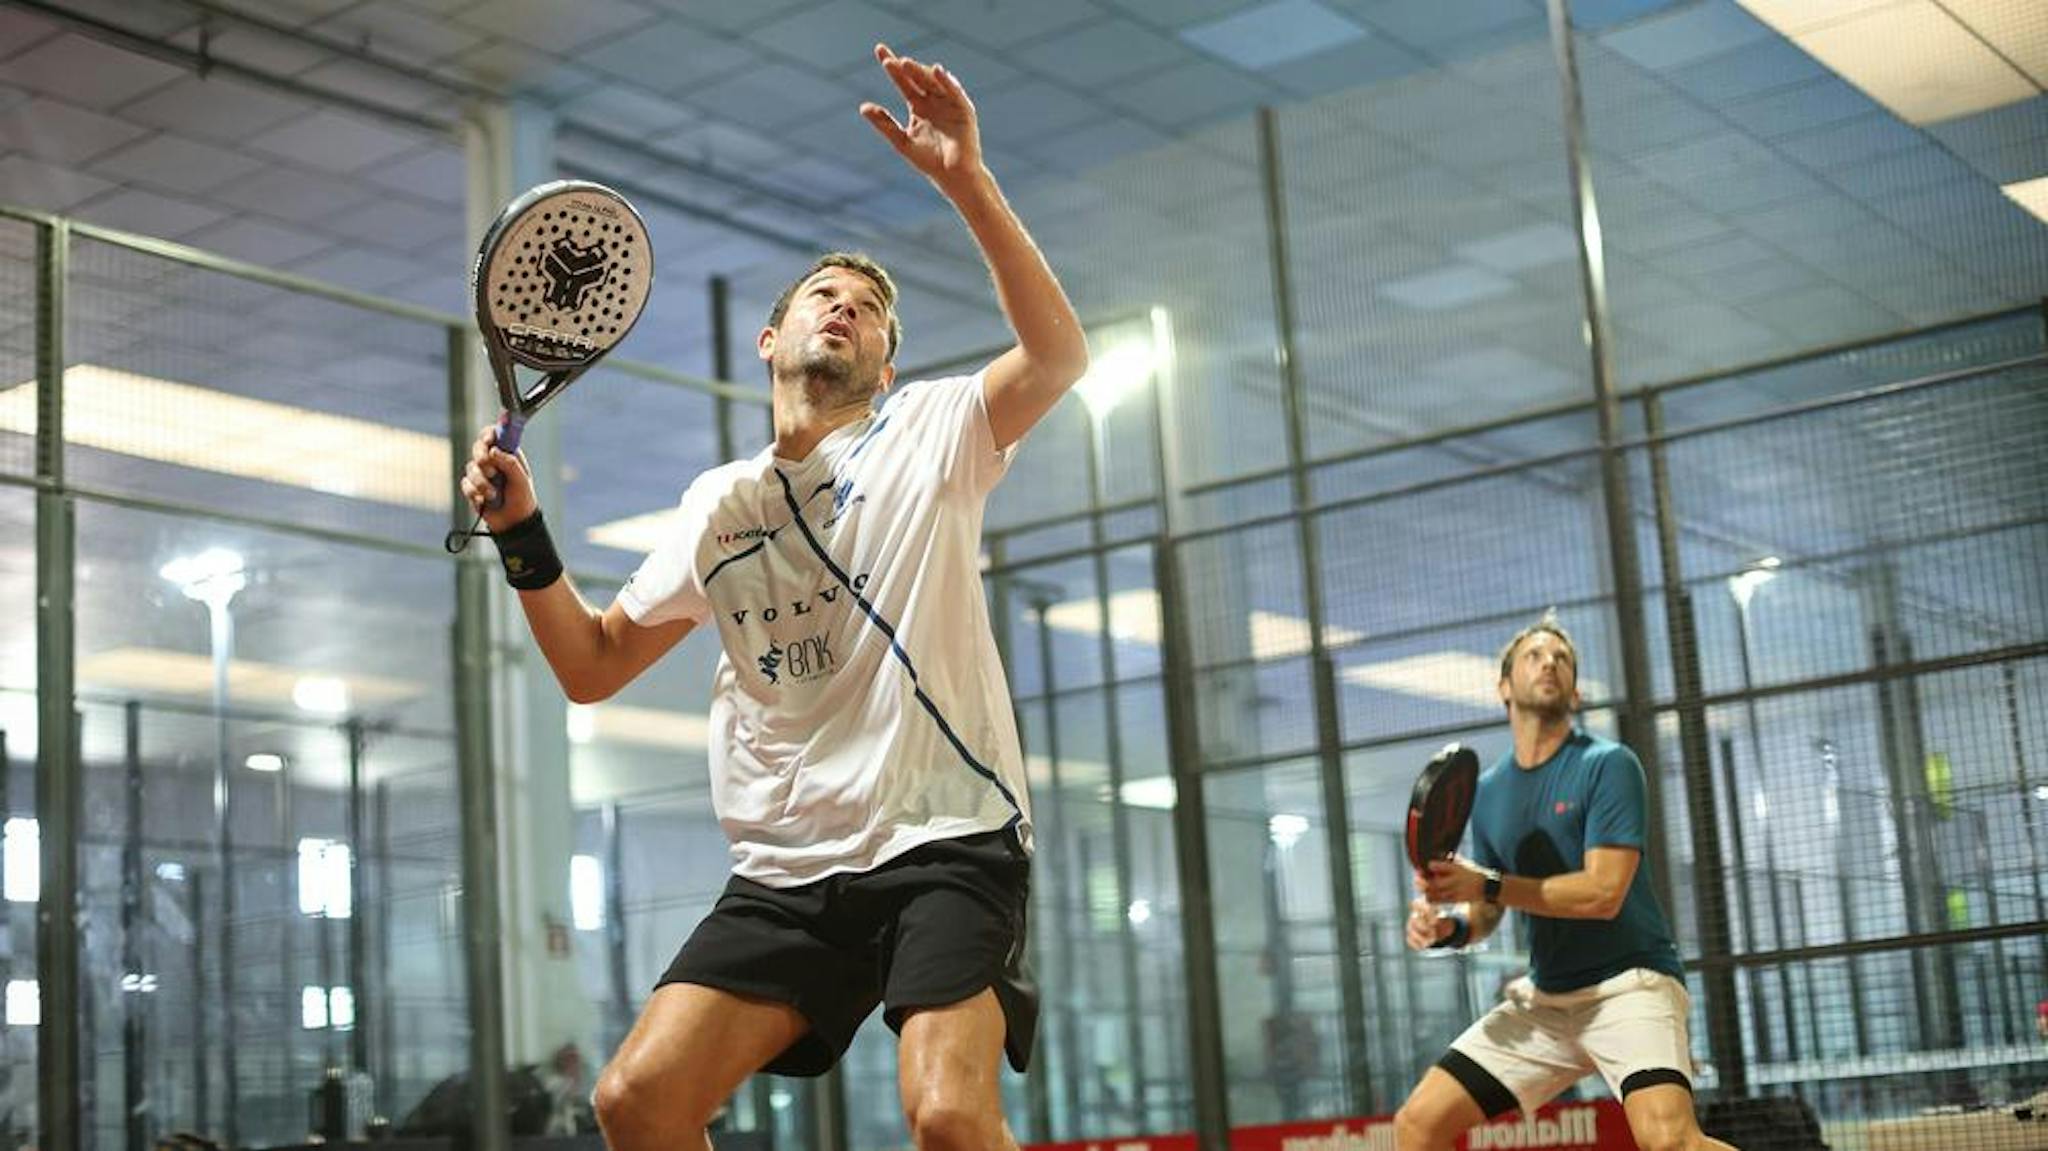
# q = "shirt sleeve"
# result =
<box><xmin>614</xmin><ymin>476</ymin><xmax>717</xmax><ymax>626</ymax></box>
<box><xmin>1584</xmin><ymin>743</ymin><xmax>1649</xmax><ymax>851</ymax></box>
<box><xmin>888</xmin><ymin>371</ymin><xmax>1018</xmax><ymax>496</ymax></box>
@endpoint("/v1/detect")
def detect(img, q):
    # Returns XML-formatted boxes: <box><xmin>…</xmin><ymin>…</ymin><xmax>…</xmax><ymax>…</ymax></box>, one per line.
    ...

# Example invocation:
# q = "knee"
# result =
<box><xmin>1394</xmin><ymin>1101</ymin><xmax>1453</xmax><ymax>1150</ymax></box>
<box><xmin>905</xmin><ymin>1096</ymin><xmax>1003</xmax><ymax>1151</ymax></box>
<box><xmin>593</xmin><ymin>1064</ymin><xmax>716</xmax><ymax>1140</ymax></box>
<box><xmin>1628</xmin><ymin>1122</ymin><xmax>1693</xmax><ymax>1151</ymax></box>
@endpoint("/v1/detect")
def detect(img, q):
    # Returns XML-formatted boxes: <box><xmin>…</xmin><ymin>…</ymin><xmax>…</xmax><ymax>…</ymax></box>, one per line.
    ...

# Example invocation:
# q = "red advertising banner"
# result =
<box><xmin>1023</xmin><ymin>1098</ymin><xmax>1636</xmax><ymax>1151</ymax></box>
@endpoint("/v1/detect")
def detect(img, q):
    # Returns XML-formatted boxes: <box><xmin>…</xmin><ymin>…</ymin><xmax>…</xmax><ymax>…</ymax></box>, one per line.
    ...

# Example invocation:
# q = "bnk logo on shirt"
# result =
<box><xmin>756</xmin><ymin>633</ymin><xmax>835</xmax><ymax>685</ymax></box>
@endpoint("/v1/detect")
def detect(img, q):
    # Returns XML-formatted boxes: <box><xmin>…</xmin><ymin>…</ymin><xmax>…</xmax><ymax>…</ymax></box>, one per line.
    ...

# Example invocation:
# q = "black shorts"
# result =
<box><xmin>658</xmin><ymin>827</ymin><xmax>1037</xmax><ymax>1078</ymax></box>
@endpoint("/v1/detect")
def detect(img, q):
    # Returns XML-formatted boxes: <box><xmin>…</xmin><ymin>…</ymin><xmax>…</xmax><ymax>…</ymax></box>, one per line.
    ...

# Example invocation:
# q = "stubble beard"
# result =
<box><xmin>779</xmin><ymin>338</ymin><xmax>877</xmax><ymax>407</ymax></box>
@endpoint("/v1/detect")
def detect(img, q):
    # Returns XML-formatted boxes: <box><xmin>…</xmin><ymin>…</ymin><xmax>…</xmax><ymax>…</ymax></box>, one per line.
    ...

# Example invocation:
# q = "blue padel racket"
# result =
<box><xmin>448</xmin><ymin>179</ymin><xmax>652</xmax><ymax>550</ymax></box>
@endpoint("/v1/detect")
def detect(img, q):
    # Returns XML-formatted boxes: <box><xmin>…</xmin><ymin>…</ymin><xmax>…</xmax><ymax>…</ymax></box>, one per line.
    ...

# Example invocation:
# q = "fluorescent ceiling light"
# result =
<box><xmin>2002</xmin><ymin>176</ymin><xmax>2048</xmax><ymax>223</ymax></box>
<box><xmin>1341</xmin><ymin>651</ymin><xmax>1610</xmax><ymax>710</ymax></box>
<box><xmin>5</xmin><ymin>979</ymin><xmax>37</xmax><ymax>1027</ymax></box>
<box><xmin>587</xmin><ymin>509</ymin><xmax>677</xmax><ymax>555</ymax></box>
<box><xmin>3</xmin><ymin>818</ymin><xmax>37</xmax><ymax>904</ymax></box>
<box><xmin>1040</xmin><ymin>590</ymin><xmax>1362</xmax><ymax>660</ymax></box>
<box><xmin>0</xmin><ymin>366</ymin><xmax>449</xmax><ymax>511</ymax></box>
<box><xmin>78</xmin><ymin>646</ymin><xmax>418</xmax><ymax>710</ymax></box>
<box><xmin>1118</xmin><ymin>775</ymin><xmax>1177</xmax><ymax>810</ymax></box>
<box><xmin>1269</xmin><ymin>812</ymin><xmax>1310</xmax><ymax>848</ymax></box>
<box><xmin>1737</xmin><ymin>0</ymin><xmax>2035</xmax><ymax>125</ymax></box>
<box><xmin>244</xmin><ymin>753</ymin><xmax>284</xmax><ymax>773</ymax></box>
<box><xmin>1073</xmin><ymin>337</ymin><xmax>1158</xmax><ymax>423</ymax></box>
<box><xmin>571</xmin><ymin>854</ymin><xmax>604</xmax><ymax>931</ymax></box>
<box><xmin>1126</xmin><ymin>898</ymin><xmax>1152</xmax><ymax>926</ymax></box>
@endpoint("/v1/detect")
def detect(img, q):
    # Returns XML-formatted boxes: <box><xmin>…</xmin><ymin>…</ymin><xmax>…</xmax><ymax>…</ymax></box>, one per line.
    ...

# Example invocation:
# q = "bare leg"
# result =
<box><xmin>896</xmin><ymin>988</ymin><xmax>1019</xmax><ymax>1151</ymax></box>
<box><xmin>592</xmin><ymin>983</ymin><xmax>807</xmax><ymax>1151</ymax></box>
<box><xmin>1621</xmin><ymin>1083</ymin><xmax>1740</xmax><ymax>1151</ymax></box>
<box><xmin>1394</xmin><ymin>1067</ymin><xmax>1491</xmax><ymax>1151</ymax></box>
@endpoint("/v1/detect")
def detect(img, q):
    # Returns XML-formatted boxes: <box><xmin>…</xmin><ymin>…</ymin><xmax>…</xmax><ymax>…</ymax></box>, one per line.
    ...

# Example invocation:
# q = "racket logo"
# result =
<box><xmin>540</xmin><ymin>236</ymin><xmax>612</xmax><ymax>311</ymax></box>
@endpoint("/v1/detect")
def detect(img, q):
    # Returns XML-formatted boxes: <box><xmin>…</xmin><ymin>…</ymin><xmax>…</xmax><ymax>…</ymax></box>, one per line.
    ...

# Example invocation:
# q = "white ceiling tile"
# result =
<box><xmin>974</xmin><ymin>80</ymin><xmax>1100</xmax><ymax>148</ymax></box>
<box><xmin>119</xmin><ymin>75</ymin><xmax>317</xmax><ymax>144</ymax></box>
<box><xmin>88</xmin><ymin>133</ymin><xmax>267</xmax><ymax>195</ymax></box>
<box><xmin>1020</xmin><ymin>116</ymin><xmax>1170</xmax><ymax>175</ymax></box>
<box><xmin>1378</xmin><ymin>265</ymin><xmax>1518</xmax><ymax>310</ymax></box>
<box><xmin>1775</xmin><ymin>110</ymin><xmax>1925</xmax><ymax>169</ymax></box>
<box><xmin>1182</xmin><ymin>0</ymin><xmax>1367</xmax><ymax>70</ymax></box>
<box><xmin>210</xmin><ymin>164</ymin><xmax>377</xmax><ymax>225</ymax></box>
<box><xmin>246</xmin><ymin>110</ymin><xmax>433</xmax><ymax>174</ymax></box>
<box><xmin>1106</xmin><ymin>57</ymin><xmax>1273</xmax><ymax>129</ymax></box>
<box><xmin>2</xmin><ymin>33</ymin><xmax>186</xmax><ymax>109</ymax></box>
<box><xmin>557</xmin><ymin>85</ymin><xmax>698</xmax><ymax>135</ymax></box>
<box><xmin>746</xmin><ymin>1</ymin><xmax>924</xmax><ymax>70</ymax></box>
<box><xmin>882</xmin><ymin>35</ymin><xmax>1026</xmax><ymax>87</ymax></box>
<box><xmin>294</xmin><ymin>57</ymin><xmax>451</xmax><ymax>113</ymax></box>
<box><xmin>289</xmin><ymin>246</ymin><xmax>435</xmax><ymax>294</ymax></box>
<box><xmin>447</xmin><ymin>41</ymin><xmax>601</xmax><ymax>99</ymax></box>
<box><xmin>1018</xmin><ymin>17</ymin><xmax>1188</xmax><ymax>84</ymax></box>
<box><xmin>0</xmin><ymin>153</ymin><xmax>116</xmax><ymax>211</ymax></box>
<box><xmin>1268</xmin><ymin>32</ymin><xmax>1428</xmax><ymax>98</ymax></box>
<box><xmin>69</xmin><ymin>187</ymin><xmax>226</xmax><ymax>239</ymax></box>
<box><xmin>453</xmin><ymin>0</ymin><xmax>658</xmax><ymax>51</ymax></box>
<box><xmin>1797</xmin><ymin>1</ymin><xmax>2036</xmax><ymax>125</ymax></box>
<box><xmin>579</xmin><ymin>19</ymin><xmax>761</xmax><ymax>92</ymax></box>
<box><xmin>693</xmin><ymin>63</ymin><xmax>855</xmax><ymax>132</ymax></box>
<box><xmin>763</xmin><ymin>155</ymin><xmax>879</xmax><ymax>201</ymax></box>
<box><xmin>308</xmin><ymin>5</ymin><xmax>489</xmax><ymax>66</ymax></box>
<box><xmin>1600</xmin><ymin>1</ymin><xmax>1772</xmax><ymax>70</ymax></box>
<box><xmin>881</xmin><ymin>0</ymin><xmax>1105</xmax><ymax>49</ymax></box>
<box><xmin>360</xmin><ymin>145</ymin><xmax>468</xmax><ymax>204</ymax></box>
<box><xmin>652</xmin><ymin>121</ymin><xmax>791</xmax><ymax>173</ymax></box>
<box><xmin>0</xmin><ymin>9</ymin><xmax>63</xmax><ymax>60</ymax></box>
<box><xmin>165</xmin><ymin>24</ymin><xmax>335</xmax><ymax>76</ymax></box>
<box><xmin>1341</xmin><ymin>0</ymin><xmax>1540</xmax><ymax>50</ymax></box>
<box><xmin>1455</xmin><ymin>223</ymin><xmax>1577</xmax><ymax>272</ymax></box>
<box><xmin>1664</xmin><ymin>33</ymin><xmax>1830</xmax><ymax>103</ymax></box>
<box><xmin>1942</xmin><ymin>0</ymin><xmax>2048</xmax><ymax>87</ymax></box>
<box><xmin>0</xmin><ymin>97</ymin><xmax>149</xmax><ymax>166</ymax></box>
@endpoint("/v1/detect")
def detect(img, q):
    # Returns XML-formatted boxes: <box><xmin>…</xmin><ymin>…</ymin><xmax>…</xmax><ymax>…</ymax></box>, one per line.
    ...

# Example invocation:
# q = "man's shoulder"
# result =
<box><xmin>877</xmin><ymin>371</ymin><xmax>983</xmax><ymax>415</ymax></box>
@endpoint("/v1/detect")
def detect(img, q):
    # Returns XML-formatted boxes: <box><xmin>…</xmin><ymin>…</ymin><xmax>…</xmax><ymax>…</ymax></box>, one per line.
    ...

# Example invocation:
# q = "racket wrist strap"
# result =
<box><xmin>494</xmin><ymin>509</ymin><xmax>564</xmax><ymax>591</ymax></box>
<box><xmin>1433</xmin><ymin>913</ymin><xmax>1470</xmax><ymax>950</ymax></box>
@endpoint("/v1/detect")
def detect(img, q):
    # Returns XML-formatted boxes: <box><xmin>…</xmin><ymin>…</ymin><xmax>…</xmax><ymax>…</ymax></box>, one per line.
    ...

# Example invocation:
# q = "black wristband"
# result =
<box><xmin>1432</xmin><ymin>913</ymin><xmax>1470</xmax><ymax>950</ymax></box>
<box><xmin>493</xmin><ymin>510</ymin><xmax>563</xmax><ymax>591</ymax></box>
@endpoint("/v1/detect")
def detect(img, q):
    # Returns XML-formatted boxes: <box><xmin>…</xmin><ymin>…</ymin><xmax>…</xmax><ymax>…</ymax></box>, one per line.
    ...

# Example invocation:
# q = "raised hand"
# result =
<box><xmin>861</xmin><ymin>43</ymin><xmax>983</xmax><ymax>191</ymax></box>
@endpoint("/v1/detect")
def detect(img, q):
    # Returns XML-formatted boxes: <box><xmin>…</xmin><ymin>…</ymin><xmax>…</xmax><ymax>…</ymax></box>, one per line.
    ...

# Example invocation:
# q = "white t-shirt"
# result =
<box><xmin>616</xmin><ymin>373</ymin><xmax>1032</xmax><ymax>887</ymax></box>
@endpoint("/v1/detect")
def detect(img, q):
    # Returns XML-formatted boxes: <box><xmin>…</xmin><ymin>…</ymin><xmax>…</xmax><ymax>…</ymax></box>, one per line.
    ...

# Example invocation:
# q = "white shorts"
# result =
<box><xmin>1442</xmin><ymin>966</ymin><xmax>1696</xmax><ymax>1117</ymax></box>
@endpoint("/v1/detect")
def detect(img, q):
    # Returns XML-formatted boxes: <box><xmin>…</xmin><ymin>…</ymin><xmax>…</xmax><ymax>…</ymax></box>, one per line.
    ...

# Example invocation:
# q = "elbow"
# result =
<box><xmin>1591</xmin><ymin>893</ymin><xmax>1628</xmax><ymax>921</ymax></box>
<box><xmin>562</xmin><ymin>676</ymin><xmax>615</xmax><ymax>706</ymax></box>
<box><xmin>1052</xmin><ymin>333</ymin><xmax>1090</xmax><ymax>390</ymax></box>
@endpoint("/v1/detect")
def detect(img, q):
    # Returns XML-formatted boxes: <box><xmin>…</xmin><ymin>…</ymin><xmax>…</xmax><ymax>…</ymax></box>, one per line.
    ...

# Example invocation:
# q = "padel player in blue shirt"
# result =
<box><xmin>1394</xmin><ymin>616</ymin><xmax>1739</xmax><ymax>1151</ymax></box>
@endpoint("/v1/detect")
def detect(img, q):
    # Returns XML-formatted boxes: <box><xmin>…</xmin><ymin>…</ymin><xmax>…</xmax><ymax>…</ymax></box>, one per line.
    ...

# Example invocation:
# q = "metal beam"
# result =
<box><xmin>34</xmin><ymin>215</ymin><xmax>82</xmax><ymax>1151</ymax></box>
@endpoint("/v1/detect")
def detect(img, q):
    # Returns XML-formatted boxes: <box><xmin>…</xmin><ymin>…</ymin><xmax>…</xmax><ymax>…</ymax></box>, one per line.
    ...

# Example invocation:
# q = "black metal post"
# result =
<box><xmin>601</xmin><ymin>801</ymin><xmax>632</xmax><ymax>1052</ymax></box>
<box><xmin>124</xmin><ymin>700</ymin><xmax>148</xmax><ymax>1151</ymax></box>
<box><xmin>1642</xmin><ymin>392</ymin><xmax>1746</xmax><ymax>1094</ymax></box>
<box><xmin>1255</xmin><ymin>103</ymin><xmax>1373</xmax><ymax>1115</ymax></box>
<box><xmin>711</xmin><ymin>274</ymin><xmax>737</xmax><ymax>462</ymax></box>
<box><xmin>35</xmin><ymin>215</ymin><xmax>83</xmax><ymax>1151</ymax></box>
<box><xmin>1544</xmin><ymin>0</ymin><xmax>1675</xmax><ymax>924</ymax></box>
<box><xmin>347</xmin><ymin>719</ymin><xmax>371</xmax><ymax>1075</ymax></box>
<box><xmin>451</xmin><ymin>326</ymin><xmax>511</xmax><ymax>1151</ymax></box>
<box><xmin>1154</xmin><ymin>544</ymin><xmax>1231</xmax><ymax>1151</ymax></box>
<box><xmin>1080</xmin><ymin>412</ymin><xmax>1151</xmax><ymax>1121</ymax></box>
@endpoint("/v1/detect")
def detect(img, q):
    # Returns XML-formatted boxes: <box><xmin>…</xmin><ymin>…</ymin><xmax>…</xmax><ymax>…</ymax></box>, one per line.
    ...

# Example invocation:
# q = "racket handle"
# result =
<box><xmin>484</xmin><ymin>410</ymin><xmax>528</xmax><ymax>511</ymax></box>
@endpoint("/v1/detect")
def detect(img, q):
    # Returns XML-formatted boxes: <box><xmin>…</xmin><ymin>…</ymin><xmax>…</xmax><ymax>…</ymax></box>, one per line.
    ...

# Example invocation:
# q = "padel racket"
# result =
<box><xmin>1406</xmin><ymin>742</ymin><xmax>1480</xmax><ymax>871</ymax></box>
<box><xmin>449</xmin><ymin>179</ymin><xmax>652</xmax><ymax>549</ymax></box>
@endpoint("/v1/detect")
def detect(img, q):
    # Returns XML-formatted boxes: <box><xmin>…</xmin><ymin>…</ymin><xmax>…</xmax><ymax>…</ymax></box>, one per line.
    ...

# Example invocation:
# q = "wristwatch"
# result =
<box><xmin>1480</xmin><ymin>867</ymin><xmax>1504</xmax><ymax>905</ymax></box>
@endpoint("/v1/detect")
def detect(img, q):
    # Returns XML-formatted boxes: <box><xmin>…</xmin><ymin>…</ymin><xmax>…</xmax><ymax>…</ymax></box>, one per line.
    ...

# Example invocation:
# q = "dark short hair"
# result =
<box><xmin>1498</xmin><ymin>610</ymin><xmax>1577</xmax><ymax>681</ymax></box>
<box><xmin>766</xmin><ymin>251</ymin><xmax>902</xmax><ymax>360</ymax></box>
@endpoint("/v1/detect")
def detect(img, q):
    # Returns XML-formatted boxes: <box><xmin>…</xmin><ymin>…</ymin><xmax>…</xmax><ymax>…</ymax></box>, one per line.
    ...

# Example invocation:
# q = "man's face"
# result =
<box><xmin>759</xmin><ymin>266</ymin><xmax>895</xmax><ymax>398</ymax></box>
<box><xmin>1499</xmin><ymin>630</ymin><xmax>1580</xmax><ymax>719</ymax></box>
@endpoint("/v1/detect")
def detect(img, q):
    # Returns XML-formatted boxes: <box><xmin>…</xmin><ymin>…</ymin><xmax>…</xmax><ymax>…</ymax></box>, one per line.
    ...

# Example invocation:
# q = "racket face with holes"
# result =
<box><xmin>1406</xmin><ymin>743</ymin><xmax>1480</xmax><ymax>871</ymax></box>
<box><xmin>472</xmin><ymin>180</ymin><xmax>652</xmax><ymax>421</ymax></box>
